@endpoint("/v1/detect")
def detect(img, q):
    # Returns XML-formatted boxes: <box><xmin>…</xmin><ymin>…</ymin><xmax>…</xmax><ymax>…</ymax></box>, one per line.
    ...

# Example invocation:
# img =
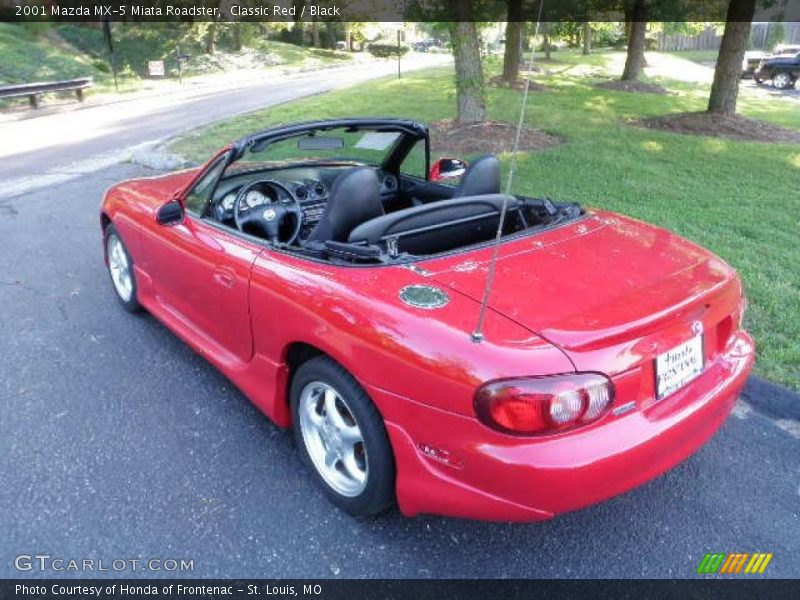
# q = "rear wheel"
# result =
<box><xmin>772</xmin><ymin>72</ymin><xmax>793</xmax><ymax>90</ymax></box>
<box><xmin>290</xmin><ymin>356</ymin><xmax>395</xmax><ymax>516</ymax></box>
<box><xmin>105</xmin><ymin>224</ymin><xmax>141</xmax><ymax>312</ymax></box>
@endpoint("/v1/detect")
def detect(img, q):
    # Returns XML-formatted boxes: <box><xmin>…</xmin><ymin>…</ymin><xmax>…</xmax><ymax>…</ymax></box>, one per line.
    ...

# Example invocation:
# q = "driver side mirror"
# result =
<box><xmin>429</xmin><ymin>158</ymin><xmax>467</xmax><ymax>182</ymax></box>
<box><xmin>157</xmin><ymin>200</ymin><xmax>184</xmax><ymax>225</ymax></box>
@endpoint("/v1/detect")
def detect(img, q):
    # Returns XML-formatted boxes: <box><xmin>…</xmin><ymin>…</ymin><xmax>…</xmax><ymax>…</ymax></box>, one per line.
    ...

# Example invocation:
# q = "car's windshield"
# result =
<box><xmin>231</xmin><ymin>127</ymin><xmax>406</xmax><ymax>172</ymax></box>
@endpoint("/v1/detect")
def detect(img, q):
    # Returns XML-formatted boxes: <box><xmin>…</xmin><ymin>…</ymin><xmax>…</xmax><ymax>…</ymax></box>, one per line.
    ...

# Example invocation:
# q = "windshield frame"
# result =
<box><xmin>229</xmin><ymin>118</ymin><xmax>429</xmax><ymax>173</ymax></box>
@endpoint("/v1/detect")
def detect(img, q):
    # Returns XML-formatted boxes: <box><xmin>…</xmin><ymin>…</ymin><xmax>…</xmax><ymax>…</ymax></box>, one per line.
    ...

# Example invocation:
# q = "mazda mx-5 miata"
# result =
<box><xmin>101</xmin><ymin>118</ymin><xmax>755</xmax><ymax>520</ymax></box>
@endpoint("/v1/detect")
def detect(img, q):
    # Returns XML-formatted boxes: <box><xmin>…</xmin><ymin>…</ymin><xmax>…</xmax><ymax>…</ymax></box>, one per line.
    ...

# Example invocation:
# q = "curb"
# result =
<box><xmin>741</xmin><ymin>376</ymin><xmax>800</xmax><ymax>421</ymax></box>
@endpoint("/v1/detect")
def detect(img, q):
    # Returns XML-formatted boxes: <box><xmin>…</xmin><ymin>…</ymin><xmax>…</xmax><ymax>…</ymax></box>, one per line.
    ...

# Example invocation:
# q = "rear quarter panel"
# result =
<box><xmin>248</xmin><ymin>252</ymin><xmax>575</xmax><ymax>421</ymax></box>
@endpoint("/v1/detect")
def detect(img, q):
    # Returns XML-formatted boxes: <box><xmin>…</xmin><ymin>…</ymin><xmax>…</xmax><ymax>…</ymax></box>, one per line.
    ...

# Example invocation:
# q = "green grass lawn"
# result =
<box><xmin>169</xmin><ymin>50</ymin><xmax>800</xmax><ymax>390</ymax></box>
<box><xmin>0</xmin><ymin>23</ymin><xmax>111</xmax><ymax>86</ymax></box>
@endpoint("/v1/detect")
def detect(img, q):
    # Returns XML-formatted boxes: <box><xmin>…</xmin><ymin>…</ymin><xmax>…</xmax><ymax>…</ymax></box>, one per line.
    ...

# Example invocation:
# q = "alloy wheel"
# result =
<box><xmin>773</xmin><ymin>73</ymin><xmax>792</xmax><ymax>90</ymax></box>
<box><xmin>298</xmin><ymin>381</ymin><xmax>368</xmax><ymax>497</ymax></box>
<box><xmin>107</xmin><ymin>234</ymin><xmax>133</xmax><ymax>302</ymax></box>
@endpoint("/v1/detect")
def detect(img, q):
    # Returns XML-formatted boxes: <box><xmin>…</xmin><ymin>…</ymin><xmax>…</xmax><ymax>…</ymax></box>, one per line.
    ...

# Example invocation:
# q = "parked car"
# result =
<box><xmin>742</xmin><ymin>45</ymin><xmax>800</xmax><ymax>78</ymax></box>
<box><xmin>742</xmin><ymin>50</ymin><xmax>767</xmax><ymax>78</ymax></box>
<box><xmin>100</xmin><ymin>118</ymin><xmax>755</xmax><ymax>521</ymax></box>
<box><xmin>411</xmin><ymin>39</ymin><xmax>441</xmax><ymax>53</ymax></box>
<box><xmin>754</xmin><ymin>48</ymin><xmax>800</xmax><ymax>89</ymax></box>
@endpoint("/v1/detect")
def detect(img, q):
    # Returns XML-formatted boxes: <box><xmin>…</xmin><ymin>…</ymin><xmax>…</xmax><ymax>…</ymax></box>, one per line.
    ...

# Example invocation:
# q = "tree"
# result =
<box><xmin>582</xmin><ymin>21</ymin><xmax>592</xmax><ymax>55</ymax></box>
<box><xmin>311</xmin><ymin>19</ymin><xmax>321</xmax><ymax>48</ymax></box>
<box><xmin>450</xmin><ymin>2</ymin><xmax>486</xmax><ymax>123</ymax></box>
<box><xmin>621</xmin><ymin>0</ymin><xmax>648</xmax><ymax>81</ymax></box>
<box><xmin>232</xmin><ymin>23</ymin><xmax>242</xmax><ymax>51</ymax></box>
<box><xmin>502</xmin><ymin>0</ymin><xmax>523</xmax><ymax>83</ymax></box>
<box><xmin>541</xmin><ymin>21</ymin><xmax>552</xmax><ymax>60</ymax></box>
<box><xmin>707</xmin><ymin>0</ymin><xmax>757</xmax><ymax>115</ymax></box>
<box><xmin>205</xmin><ymin>21</ymin><xmax>218</xmax><ymax>54</ymax></box>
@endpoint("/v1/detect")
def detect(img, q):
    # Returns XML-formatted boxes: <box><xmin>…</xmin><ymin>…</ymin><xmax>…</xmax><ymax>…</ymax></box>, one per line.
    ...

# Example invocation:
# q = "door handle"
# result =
<box><xmin>213</xmin><ymin>267</ymin><xmax>236</xmax><ymax>289</ymax></box>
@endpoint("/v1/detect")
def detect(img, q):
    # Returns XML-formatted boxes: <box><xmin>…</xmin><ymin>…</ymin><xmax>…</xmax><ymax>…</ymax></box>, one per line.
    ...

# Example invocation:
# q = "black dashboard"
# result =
<box><xmin>212</xmin><ymin>165</ymin><xmax>399</xmax><ymax>240</ymax></box>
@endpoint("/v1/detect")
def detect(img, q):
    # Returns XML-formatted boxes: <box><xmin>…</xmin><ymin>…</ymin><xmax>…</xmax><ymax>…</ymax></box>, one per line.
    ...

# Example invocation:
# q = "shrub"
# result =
<box><xmin>367</xmin><ymin>42</ymin><xmax>409</xmax><ymax>59</ymax></box>
<box><xmin>92</xmin><ymin>59</ymin><xmax>110</xmax><ymax>73</ymax></box>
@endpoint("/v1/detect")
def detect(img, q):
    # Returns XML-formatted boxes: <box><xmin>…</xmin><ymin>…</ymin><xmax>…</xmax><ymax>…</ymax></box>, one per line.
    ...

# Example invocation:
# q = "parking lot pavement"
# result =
<box><xmin>740</xmin><ymin>78</ymin><xmax>800</xmax><ymax>101</ymax></box>
<box><xmin>1</xmin><ymin>164</ymin><xmax>798</xmax><ymax>579</ymax></box>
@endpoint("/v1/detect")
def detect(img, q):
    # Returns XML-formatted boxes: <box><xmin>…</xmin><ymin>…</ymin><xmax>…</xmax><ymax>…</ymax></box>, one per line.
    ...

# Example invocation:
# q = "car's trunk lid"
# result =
<box><xmin>422</xmin><ymin>211</ymin><xmax>739</xmax><ymax>360</ymax></box>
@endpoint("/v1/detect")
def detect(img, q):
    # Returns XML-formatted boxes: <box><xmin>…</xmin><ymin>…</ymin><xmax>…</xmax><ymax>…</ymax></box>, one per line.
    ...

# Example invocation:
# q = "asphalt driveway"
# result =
<box><xmin>0</xmin><ymin>163</ymin><xmax>798</xmax><ymax>578</ymax></box>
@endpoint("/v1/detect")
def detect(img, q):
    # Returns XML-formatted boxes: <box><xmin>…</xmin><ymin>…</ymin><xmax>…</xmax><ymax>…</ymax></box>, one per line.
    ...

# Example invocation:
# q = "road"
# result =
<box><xmin>0</xmin><ymin>54</ymin><xmax>449</xmax><ymax>198</ymax></box>
<box><xmin>0</xmin><ymin>60</ymin><xmax>798</xmax><ymax>579</ymax></box>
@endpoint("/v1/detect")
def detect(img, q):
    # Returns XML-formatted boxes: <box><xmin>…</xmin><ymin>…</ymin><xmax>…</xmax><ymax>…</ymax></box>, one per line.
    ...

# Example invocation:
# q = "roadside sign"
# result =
<box><xmin>148</xmin><ymin>60</ymin><xmax>165</xmax><ymax>77</ymax></box>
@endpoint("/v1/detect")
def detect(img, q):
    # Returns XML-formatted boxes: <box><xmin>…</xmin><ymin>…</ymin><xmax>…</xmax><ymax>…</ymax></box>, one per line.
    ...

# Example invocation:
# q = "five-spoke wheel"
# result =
<box><xmin>298</xmin><ymin>382</ymin><xmax>368</xmax><ymax>497</ymax></box>
<box><xmin>291</xmin><ymin>356</ymin><xmax>395</xmax><ymax>516</ymax></box>
<box><xmin>105</xmin><ymin>224</ymin><xmax>141</xmax><ymax>312</ymax></box>
<box><xmin>773</xmin><ymin>72</ymin><xmax>795</xmax><ymax>90</ymax></box>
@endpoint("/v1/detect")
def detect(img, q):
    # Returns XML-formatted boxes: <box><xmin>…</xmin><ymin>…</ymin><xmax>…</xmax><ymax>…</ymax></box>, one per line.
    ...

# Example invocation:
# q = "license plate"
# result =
<box><xmin>655</xmin><ymin>334</ymin><xmax>704</xmax><ymax>400</ymax></box>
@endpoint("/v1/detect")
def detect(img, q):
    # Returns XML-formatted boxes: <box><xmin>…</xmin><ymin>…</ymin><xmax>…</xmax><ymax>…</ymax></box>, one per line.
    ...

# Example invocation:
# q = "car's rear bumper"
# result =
<box><xmin>373</xmin><ymin>330</ymin><xmax>755</xmax><ymax>521</ymax></box>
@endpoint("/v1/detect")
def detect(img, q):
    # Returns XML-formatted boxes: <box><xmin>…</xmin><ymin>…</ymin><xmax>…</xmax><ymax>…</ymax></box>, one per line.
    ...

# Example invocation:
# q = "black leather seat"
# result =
<box><xmin>348</xmin><ymin>194</ymin><xmax>518</xmax><ymax>255</ymax></box>
<box><xmin>453</xmin><ymin>155</ymin><xmax>501</xmax><ymax>198</ymax></box>
<box><xmin>305</xmin><ymin>168</ymin><xmax>384</xmax><ymax>243</ymax></box>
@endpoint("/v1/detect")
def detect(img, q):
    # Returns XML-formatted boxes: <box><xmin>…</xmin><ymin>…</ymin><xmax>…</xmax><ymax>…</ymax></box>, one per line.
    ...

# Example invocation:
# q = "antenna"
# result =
<box><xmin>471</xmin><ymin>0</ymin><xmax>546</xmax><ymax>343</ymax></box>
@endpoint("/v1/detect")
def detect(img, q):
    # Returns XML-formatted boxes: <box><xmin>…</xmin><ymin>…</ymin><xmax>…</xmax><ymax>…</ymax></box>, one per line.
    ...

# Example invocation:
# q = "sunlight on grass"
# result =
<box><xmin>702</xmin><ymin>138</ymin><xmax>729</xmax><ymax>154</ymax></box>
<box><xmin>169</xmin><ymin>50</ymin><xmax>800</xmax><ymax>389</ymax></box>
<box><xmin>641</xmin><ymin>140</ymin><xmax>663</xmax><ymax>152</ymax></box>
<box><xmin>582</xmin><ymin>95</ymin><xmax>617</xmax><ymax>113</ymax></box>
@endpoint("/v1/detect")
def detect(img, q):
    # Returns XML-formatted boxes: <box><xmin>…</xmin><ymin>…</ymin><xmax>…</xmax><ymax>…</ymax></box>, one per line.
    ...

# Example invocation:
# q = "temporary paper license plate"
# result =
<box><xmin>655</xmin><ymin>334</ymin><xmax>704</xmax><ymax>400</ymax></box>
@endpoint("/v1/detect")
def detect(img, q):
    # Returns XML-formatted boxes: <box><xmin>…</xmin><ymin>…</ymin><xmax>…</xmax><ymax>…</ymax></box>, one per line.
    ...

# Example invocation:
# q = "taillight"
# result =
<box><xmin>474</xmin><ymin>373</ymin><xmax>615</xmax><ymax>435</ymax></box>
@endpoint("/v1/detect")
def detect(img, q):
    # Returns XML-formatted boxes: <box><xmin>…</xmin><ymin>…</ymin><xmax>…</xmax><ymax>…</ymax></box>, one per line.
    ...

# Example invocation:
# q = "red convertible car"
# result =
<box><xmin>101</xmin><ymin>118</ymin><xmax>755</xmax><ymax>521</ymax></box>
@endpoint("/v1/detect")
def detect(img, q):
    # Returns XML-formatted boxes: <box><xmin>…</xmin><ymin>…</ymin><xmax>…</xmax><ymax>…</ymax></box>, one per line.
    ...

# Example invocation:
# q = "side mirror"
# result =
<box><xmin>156</xmin><ymin>200</ymin><xmax>184</xmax><ymax>225</ymax></box>
<box><xmin>429</xmin><ymin>157</ymin><xmax>467</xmax><ymax>182</ymax></box>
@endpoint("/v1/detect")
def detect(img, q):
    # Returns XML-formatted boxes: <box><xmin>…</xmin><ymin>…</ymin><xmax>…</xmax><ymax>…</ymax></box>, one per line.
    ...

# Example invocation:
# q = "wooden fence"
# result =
<box><xmin>657</xmin><ymin>27</ymin><xmax>721</xmax><ymax>52</ymax></box>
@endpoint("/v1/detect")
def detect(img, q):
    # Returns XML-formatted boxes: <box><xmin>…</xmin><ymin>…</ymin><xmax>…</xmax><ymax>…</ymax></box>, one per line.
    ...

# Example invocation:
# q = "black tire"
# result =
<box><xmin>104</xmin><ymin>224</ymin><xmax>142</xmax><ymax>313</ymax></box>
<box><xmin>290</xmin><ymin>356</ymin><xmax>395</xmax><ymax>516</ymax></box>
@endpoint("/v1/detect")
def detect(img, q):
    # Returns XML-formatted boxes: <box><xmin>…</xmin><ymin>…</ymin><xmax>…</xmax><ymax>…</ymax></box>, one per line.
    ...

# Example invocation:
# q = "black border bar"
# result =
<box><xmin>3</xmin><ymin>579</ymin><xmax>800</xmax><ymax>600</ymax></box>
<box><xmin>3</xmin><ymin>0</ymin><xmax>800</xmax><ymax>23</ymax></box>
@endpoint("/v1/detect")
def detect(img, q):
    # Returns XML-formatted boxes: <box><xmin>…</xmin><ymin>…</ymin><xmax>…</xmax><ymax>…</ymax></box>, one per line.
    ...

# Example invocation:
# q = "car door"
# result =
<box><xmin>142</xmin><ymin>154</ymin><xmax>261</xmax><ymax>364</ymax></box>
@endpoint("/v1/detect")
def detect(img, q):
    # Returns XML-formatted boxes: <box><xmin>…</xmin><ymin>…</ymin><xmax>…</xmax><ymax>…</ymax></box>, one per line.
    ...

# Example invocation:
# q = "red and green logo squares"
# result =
<box><xmin>697</xmin><ymin>553</ymin><xmax>773</xmax><ymax>574</ymax></box>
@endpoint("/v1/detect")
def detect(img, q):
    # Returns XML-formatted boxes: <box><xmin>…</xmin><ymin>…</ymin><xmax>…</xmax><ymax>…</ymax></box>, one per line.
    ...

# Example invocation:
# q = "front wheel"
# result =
<box><xmin>105</xmin><ymin>224</ymin><xmax>141</xmax><ymax>312</ymax></box>
<box><xmin>772</xmin><ymin>72</ymin><xmax>793</xmax><ymax>90</ymax></box>
<box><xmin>290</xmin><ymin>357</ymin><xmax>395</xmax><ymax>516</ymax></box>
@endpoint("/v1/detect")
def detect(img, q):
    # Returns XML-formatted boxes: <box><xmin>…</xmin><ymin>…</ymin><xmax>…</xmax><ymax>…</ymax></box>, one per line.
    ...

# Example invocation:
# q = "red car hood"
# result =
<box><xmin>422</xmin><ymin>211</ymin><xmax>738</xmax><ymax>352</ymax></box>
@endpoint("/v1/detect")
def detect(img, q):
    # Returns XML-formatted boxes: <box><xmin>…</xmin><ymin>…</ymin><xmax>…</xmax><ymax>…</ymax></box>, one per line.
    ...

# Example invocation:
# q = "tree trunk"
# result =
<box><xmin>502</xmin><ymin>0</ymin><xmax>523</xmax><ymax>83</ymax></box>
<box><xmin>232</xmin><ymin>23</ymin><xmax>242</xmax><ymax>51</ymax></box>
<box><xmin>311</xmin><ymin>19</ymin><xmax>320</xmax><ymax>48</ymax></box>
<box><xmin>345</xmin><ymin>24</ymin><xmax>352</xmax><ymax>51</ymax></box>
<box><xmin>708</xmin><ymin>0</ymin><xmax>757</xmax><ymax>115</ymax></box>
<box><xmin>451</xmin><ymin>20</ymin><xmax>486</xmax><ymax>123</ymax></box>
<box><xmin>621</xmin><ymin>0</ymin><xmax>647</xmax><ymax>81</ymax></box>
<box><xmin>205</xmin><ymin>21</ymin><xmax>217</xmax><ymax>54</ymax></box>
<box><xmin>541</xmin><ymin>22</ymin><xmax>551</xmax><ymax>60</ymax></box>
<box><xmin>582</xmin><ymin>21</ymin><xmax>591</xmax><ymax>55</ymax></box>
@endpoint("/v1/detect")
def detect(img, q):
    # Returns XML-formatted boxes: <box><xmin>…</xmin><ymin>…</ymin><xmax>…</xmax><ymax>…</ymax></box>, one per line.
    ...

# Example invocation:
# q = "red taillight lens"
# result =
<box><xmin>474</xmin><ymin>373</ymin><xmax>615</xmax><ymax>435</ymax></box>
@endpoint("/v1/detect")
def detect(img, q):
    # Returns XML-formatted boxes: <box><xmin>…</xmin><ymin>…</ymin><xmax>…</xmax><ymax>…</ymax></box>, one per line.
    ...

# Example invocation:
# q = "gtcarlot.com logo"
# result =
<box><xmin>697</xmin><ymin>552</ymin><xmax>773</xmax><ymax>575</ymax></box>
<box><xmin>14</xmin><ymin>554</ymin><xmax>194</xmax><ymax>573</ymax></box>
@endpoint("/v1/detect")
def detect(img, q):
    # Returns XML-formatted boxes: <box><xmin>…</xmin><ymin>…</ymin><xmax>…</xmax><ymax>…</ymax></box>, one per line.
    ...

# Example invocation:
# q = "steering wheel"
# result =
<box><xmin>233</xmin><ymin>180</ymin><xmax>303</xmax><ymax>245</ymax></box>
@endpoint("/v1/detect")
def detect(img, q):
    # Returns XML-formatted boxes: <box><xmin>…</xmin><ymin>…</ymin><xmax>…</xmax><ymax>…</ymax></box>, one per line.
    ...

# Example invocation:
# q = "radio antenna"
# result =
<box><xmin>471</xmin><ymin>0</ymin><xmax>545</xmax><ymax>343</ymax></box>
